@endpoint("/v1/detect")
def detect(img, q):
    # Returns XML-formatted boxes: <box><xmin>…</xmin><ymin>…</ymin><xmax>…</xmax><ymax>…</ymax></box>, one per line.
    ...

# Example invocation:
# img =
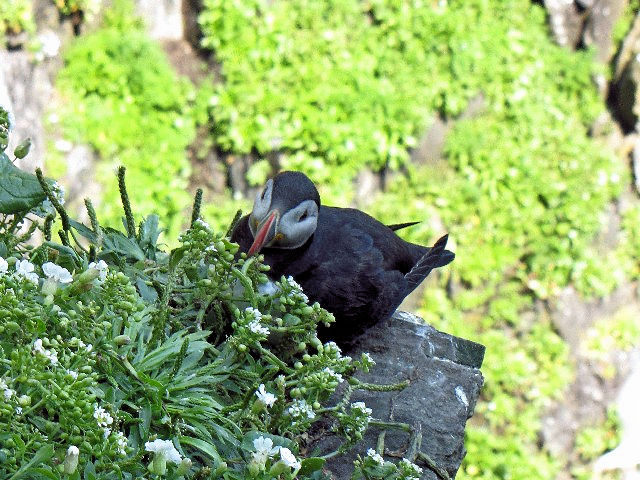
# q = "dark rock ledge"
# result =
<box><xmin>310</xmin><ymin>311</ymin><xmax>485</xmax><ymax>479</ymax></box>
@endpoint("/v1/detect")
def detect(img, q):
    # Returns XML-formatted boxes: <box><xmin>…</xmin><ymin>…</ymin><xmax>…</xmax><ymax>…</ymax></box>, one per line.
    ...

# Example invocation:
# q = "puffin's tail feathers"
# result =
<box><xmin>404</xmin><ymin>234</ymin><xmax>454</xmax><ymax>294</ymax></box>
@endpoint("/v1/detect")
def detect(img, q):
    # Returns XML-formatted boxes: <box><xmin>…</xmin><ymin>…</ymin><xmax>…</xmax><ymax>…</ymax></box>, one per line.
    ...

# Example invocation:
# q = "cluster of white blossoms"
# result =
<box><xmin>42</xmin><ymin>262</ymin><xmax>73</xmax><ymax>284</ymax></box>
<box><xmin>15</xmin><ymin>259</ymin><xmax>39</xmax><ymax>283</ymax></box>
<box><xmin>88</xmin><ymin>260</ymin><xmax>109</xmax><ymax>283</ymax></box>
<box><xmin>367</xmin><ymin>448</ymin><xmax>385</xmax><ymax>466</ymax></box>
<box><xmin>0</xmin><ymin>378</ymin><xmax>15</xmax><ymax>400</ymax></box>
<box><xmin>322</xmin><ymin>367</ymin><xmax>344</xmax><ymax>384</ymax></box>
<box><xmin>94</xmin><ymin>405</ymin><xmax>114</xmax><ymax>428</ymax></box>
<box><xmin>245</xmin><ymin>307</ymin><xmax>270</xmax><ymax>336</ymax></box>
<box><xmin>0</xmin><ymin>257</ymin><xmax>77</xmax><ymax>286</ymax></box>
<box><xmin>255</xmin><ymin>384</ymin><xmax>276</xmax><ymax>408</ymax></box>
<box><xmin>285</xmin><ymin>275</ymin><xmax>309</xmax><ymax>303</ymax></box>
<box><xmin>95</xmin><ymin>404</ymin><xmax>129</xmax><ymax>456</ymax></box>
<box><xmin>145</xmin><ymin>438</ymin><xmax>186</xmax><ymax>475</ymax></box>
<box><xmin>251</xmin><ymin>436</ymin><xmax>301</xmax><ymax>472</ymax></box>
<box><xmin>399</xmin><ymin>458</ymin><xmax>423</xmax><ymax>479</ymax></box>
<box><xmin>194</xmin><ymin>218</ymin><xmax>211</xmax><ymax>230</ymax></box>
<box><xmin>70</xmin><ymin>337</ymin><xmax>93</xmax><ymax>353</ymax></box>
<box><xmin>33</xmin><ymin>339</ymin><xmax>58</xmax><ymax>365</ymax></box>
<box><xmin>286</xmin><ymin>399</ymin><xmax>315</xmax><ymax>420</ymax></box>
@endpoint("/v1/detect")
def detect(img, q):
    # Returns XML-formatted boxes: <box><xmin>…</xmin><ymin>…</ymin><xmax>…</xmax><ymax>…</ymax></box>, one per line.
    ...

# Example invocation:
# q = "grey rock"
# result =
<box><xmin>0</xmin><ymin>49</ymin><xmax>53</xmax><ymax>173</ymax></box>
<box><xmin>310</xmin><ymin>311</ymin><xmax>485</xmax><ymax>479</ymax></box>
<box><xmin>543</xmin><ymin>0</ymin><xmax>584</xmax><ymax>48</ymax></box>
<box><xmin>135</xmin><ymin>0</ymin><xmax>184</xmax><ymax>40</ymax></box>
<box><xmin>543</xmin><ymin>0</ymin><xmax>625</xmax><ymax>63</ymax></box>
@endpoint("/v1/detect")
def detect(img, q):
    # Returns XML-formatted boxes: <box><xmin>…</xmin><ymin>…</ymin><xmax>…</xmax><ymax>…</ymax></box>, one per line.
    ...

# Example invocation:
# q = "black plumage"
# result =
<box><xmin>231</xmin><ymin>171</ymin><xmax>454</xmax><ymax>346</ymax></box>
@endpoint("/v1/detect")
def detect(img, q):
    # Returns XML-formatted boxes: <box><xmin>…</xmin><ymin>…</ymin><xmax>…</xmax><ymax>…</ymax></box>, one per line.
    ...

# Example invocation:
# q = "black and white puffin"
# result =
<box><xmin>231</xmin><ymin>171</ymin><xmax>454</xmax><ymax>346</ymax></box>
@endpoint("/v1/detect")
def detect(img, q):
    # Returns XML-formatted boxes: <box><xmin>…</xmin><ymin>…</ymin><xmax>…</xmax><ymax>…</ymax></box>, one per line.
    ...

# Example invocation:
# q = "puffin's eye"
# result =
<box><xmin>260</xmin><ymin>188</ymin><xmax>267</xmax><ymax>200</ymax></box>
<box><xmin>299</xmin><ymin>211</ymin><xmax>308</xmax><ymax>222</ymax></box>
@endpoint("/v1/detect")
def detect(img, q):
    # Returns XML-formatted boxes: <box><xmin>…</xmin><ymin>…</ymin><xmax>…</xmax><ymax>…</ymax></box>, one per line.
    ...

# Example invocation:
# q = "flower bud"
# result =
<box><xmin>14</xmin><ymin>138</ymin><xmax>31</xmax><ymax>159</ymax></box>
<box><xmin>175</xmin><ymin>458</ymin><xmax>192</xmax><ymax>476</ymax></box>
<box><xmin>113</xmin><ymin>335</ymin><xmax>131</xmax><ymax>346</ymax></box>
<box><xmin>63</xmin><ymin>445</ymin><xmax>79</xmax><ymax>474</ymax></box>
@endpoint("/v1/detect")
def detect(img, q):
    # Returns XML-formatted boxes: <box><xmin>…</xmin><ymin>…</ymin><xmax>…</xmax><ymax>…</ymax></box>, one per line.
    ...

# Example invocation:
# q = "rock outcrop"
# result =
<box><xmin>311</xmin><ymin>311</ymin><xmax>485</xmax><ymax>479</ymax></box>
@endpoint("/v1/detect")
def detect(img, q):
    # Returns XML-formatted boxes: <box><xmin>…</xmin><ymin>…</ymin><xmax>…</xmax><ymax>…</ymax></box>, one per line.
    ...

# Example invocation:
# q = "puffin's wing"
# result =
<box><xmin>309</xmin><ymin>223</ymin><xmax>405</xmax><ymax>334</ymax></box>
<box><xmin>403</xmin><ymin>234</ymin><xmax>454</xmax><ymax>294</ymax></box>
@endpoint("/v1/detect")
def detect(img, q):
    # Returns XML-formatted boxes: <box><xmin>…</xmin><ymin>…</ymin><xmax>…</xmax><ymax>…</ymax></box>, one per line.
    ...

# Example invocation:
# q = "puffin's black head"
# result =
<box><xmin>248</xmin><ymin>171</ymin><xmax>321</xmax><ymax>255</ymax></box>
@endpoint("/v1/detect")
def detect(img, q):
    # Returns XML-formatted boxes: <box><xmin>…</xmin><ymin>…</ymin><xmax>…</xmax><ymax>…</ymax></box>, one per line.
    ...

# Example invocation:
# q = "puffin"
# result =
<box><xmin>231</xmin><ymin>171</ymin><xmax>454</xmax><ymax>346</ymax></box>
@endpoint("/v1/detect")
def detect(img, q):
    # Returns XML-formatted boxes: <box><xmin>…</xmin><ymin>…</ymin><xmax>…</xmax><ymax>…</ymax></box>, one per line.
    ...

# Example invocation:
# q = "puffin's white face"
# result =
<box><xmin>248</xmin><ymin>178</ymin><xmax>319</xmax><ymax>252</ymax></box>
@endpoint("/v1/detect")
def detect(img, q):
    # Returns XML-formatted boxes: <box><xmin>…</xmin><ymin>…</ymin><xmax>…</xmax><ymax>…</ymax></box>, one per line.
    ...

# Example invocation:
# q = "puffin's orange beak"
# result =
<box><xmin>249</xmin><ymin>210</ymin><xmax>278</xmax><ymax>255</ymax></box>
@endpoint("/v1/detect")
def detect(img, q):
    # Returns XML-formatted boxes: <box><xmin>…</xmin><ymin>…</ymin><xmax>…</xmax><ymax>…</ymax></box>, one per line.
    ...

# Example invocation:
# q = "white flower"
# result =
<box><xmin>33</xmin><ymin>339</ymin><xmax>45</xmax><ymax>354</ymax></box>
<box><xmin>114</xmin><ymin>431</ymin><xmax>128</xmax><ymax>456</ymax></box>
<box><xmin>0</xmin><ymin>257</ymin><xmax>7</xmax><ymax>274</ymax></box>
<box><xmin>245</xmin><ymin>307</ymin><xmax>262</xmax><ymax>321</ymax></box>
<box><xmin>367</xmin><ymin>448</ymin><xmax>385</xmax><ymax>466</ymax></box>
<box><xmin>278</xmin><ymin>447</ymin><xmax>301</xmax><ymax>469</ymax></box>
<box><xmin>103</xmin><ymin>428</ymin><xmax>111</xmax><ymax>438</ymax></box>
<box><xmin>255</xmin><ymin>384</ymin><xmax>276</xmax><ymax>407</ymax></box>
<box><xmin>15</xmin><ymin>406</ymin><xmax>22</xmax><ymax>415</ymax></box>
<box><xmin>42</xmin><ymin>262</ymin><xmax>73</xmax><ymax>284</ymax></box>
<box><xmin>67</xmin><ymin>445</ymin><xmax>79</xmax><ymax>456</ymax></box>
<box><xmin>52</xmin><ymin>182</ymin><xmax>65</xmax><ymax>206</ymax></box>
<box><xmin>93</xmin><ymin>405</ymin><xmax>114</xmax><ymax>427</ymax></box>
<box><xmin>323</xmin><ymin>367</ymin><xmax>343</xmax><ymax>383</ymax></box>
<box><xmin>194</xmin><ymin>218</ymin><xmax>210</xmax><ymax>230</ymax></box>
<box><xmin>285</xmin><ymin>276</ymin><xmax>309</xmax><ymax>303</ymax></box>
<box><xmin>248</xmin><ymin>319</ymin><xmax>269</xmax><ymax>336</ymax></box>
<box><xmin>88</xmin><ymin>260</ymin><xmax>108</xmax><ymax>282</ymax></box>
<box><xmin>253</xmin><ymin>436</ymin><xmax>279</xmax><ymax>460</ymax></box>
<box><xmin>66</xmin><ymin>369</ymin><xmax>78</xmax><ymax>380</ymax></box>
<box><xmin>400</xmin><ymin>458</ymin><xmax>423</xmax><ymax>474</ymax></box>
<box><xmin>33</xmin><ymin>338</ymin><xmax>58</xmax><ymax>365</ymax></box>
<box><xmin>205</xmin><ymin>244</ymin><xmax>217</xmax><ymax>253</ymax></box>
<box><xmin>85</xmin><ymin>343</ymin><xmax>93</xmax><ymax>353</ymax></box>
<box><xmin>286</xmin><ymin>276</ymin><xmax>301</xmax><ymax>290</ymax></box>
<box><xmin>287</xmin><ymin>399</ymin><xmax>315</xmax><ymax>420</ymax></box>
<box><xmin>15</xmin><ymin>259</ymin><xmax>38</xmax><ymax>283</ymax></box>
<box><xmin>37</xmin><ymin>30</ymin><xmax>61</xmax><ymax>58</ymax></box>
<box><xmin>145</xmin><ymin>439</ymin><xmax>182</xmax><ymax>464</ymax></box>
<box><xmin>351</xmin><ymin>402</ymin><xmax>372</xmax><ymax>416</ymax></box>
<box><xmin>0</xmin><ymin>378</ymin><xmax>7</xmax><ymax>390</ymax></box>
<box><xmin>3</xmin><ymin>388</ymin><xmax>15</xmax><ymax>400</ymax></box>
<box><xmin>258</xmin><ymin>280</ymin><xmax>279</xmax><ymax>296</ymax></box>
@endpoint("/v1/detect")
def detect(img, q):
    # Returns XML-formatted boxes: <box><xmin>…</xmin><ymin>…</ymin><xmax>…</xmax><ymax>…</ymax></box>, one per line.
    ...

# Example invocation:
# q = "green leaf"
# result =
<box><xmin>69</xmin><ymin>218</ymin><xmax>98</xmax><ymax>243</ymax></box>
<box><xmin>139</xmin><ymin>214</ymin><xmax>162</xmax><ymax>249</ymax></box>
<box><xmin>9</xmin><ymin>444</ymin><xmax>54</xmax><ymax>480</ymax></box>
<box><xmin>178</xmin><ymin>436</ymin><xmax>223</xmax><ymax>463</ymax></box>
<box><xmin>0</xmin><ymin>153</ymin><xmax>46</xmax><ymax>214</ymax></box>
<box><xmin>102</xmin><ymin>229</ymin><xmax>145</xmax><ymax>261</ymax></box>
<box><xmin>299</xmin><ymin>457</ymin><xmax>326</xmax><ymax>476</ymax></box>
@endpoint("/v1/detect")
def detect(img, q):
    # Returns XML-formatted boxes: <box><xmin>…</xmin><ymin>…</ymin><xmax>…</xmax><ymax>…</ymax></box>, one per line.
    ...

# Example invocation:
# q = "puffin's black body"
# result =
<box><xmin>231</xmin><ymin>171</ymin><xmax>454</xmax><ymax>346</ymax></box>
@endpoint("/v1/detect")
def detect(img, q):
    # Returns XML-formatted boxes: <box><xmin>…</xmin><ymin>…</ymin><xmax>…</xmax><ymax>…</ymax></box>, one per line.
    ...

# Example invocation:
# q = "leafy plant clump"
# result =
<box><xmin>54</xmin><ymin>0</ymin><xmax>209</xmax><ymax>242</ymax></box>
<box><xmin>0</xmin><ymin>0</ymin><xmax>34</xmax><ymax>38</ymax></box>
<box><xmin>0</xmin><ymin>109</ymin><xmax>427</xmax><ymax>479</ymax></box>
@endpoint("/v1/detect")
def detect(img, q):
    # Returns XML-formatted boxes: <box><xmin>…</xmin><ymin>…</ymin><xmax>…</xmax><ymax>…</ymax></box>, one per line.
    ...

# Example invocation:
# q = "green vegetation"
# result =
<box><xmin>55</xmin><ymin>1</ymin><xmax>208</xmax><ymax>241</ymax></box>
<box><xmin>0</xmin><ymin>114</ymin><xmax>431</xmax><ymax>478</ymax></box>
<box><xmin>0</xmin><ymin>0</ymin><xmax>34</xmax><ymax>38</ymax></box>
<box><xmin>196</xmin><ymin>1</ymin><xmax>634</xmax><ymax>479</ymax></box>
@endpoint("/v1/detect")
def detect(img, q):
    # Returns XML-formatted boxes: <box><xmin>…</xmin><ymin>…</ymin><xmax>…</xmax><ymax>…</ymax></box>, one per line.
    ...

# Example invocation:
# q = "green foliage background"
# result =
<box><xmin>38</xmin><ymin>0</ymin><xmax>640</xmax><ymax>478</ymax></box>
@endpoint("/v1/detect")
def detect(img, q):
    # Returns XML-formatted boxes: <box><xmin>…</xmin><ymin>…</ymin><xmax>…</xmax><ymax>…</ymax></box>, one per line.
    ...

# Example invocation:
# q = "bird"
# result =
<box><xmin>231</xmin><ymin>170</ymin><xmax>454</xmax><ymax>346</ymax></box>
